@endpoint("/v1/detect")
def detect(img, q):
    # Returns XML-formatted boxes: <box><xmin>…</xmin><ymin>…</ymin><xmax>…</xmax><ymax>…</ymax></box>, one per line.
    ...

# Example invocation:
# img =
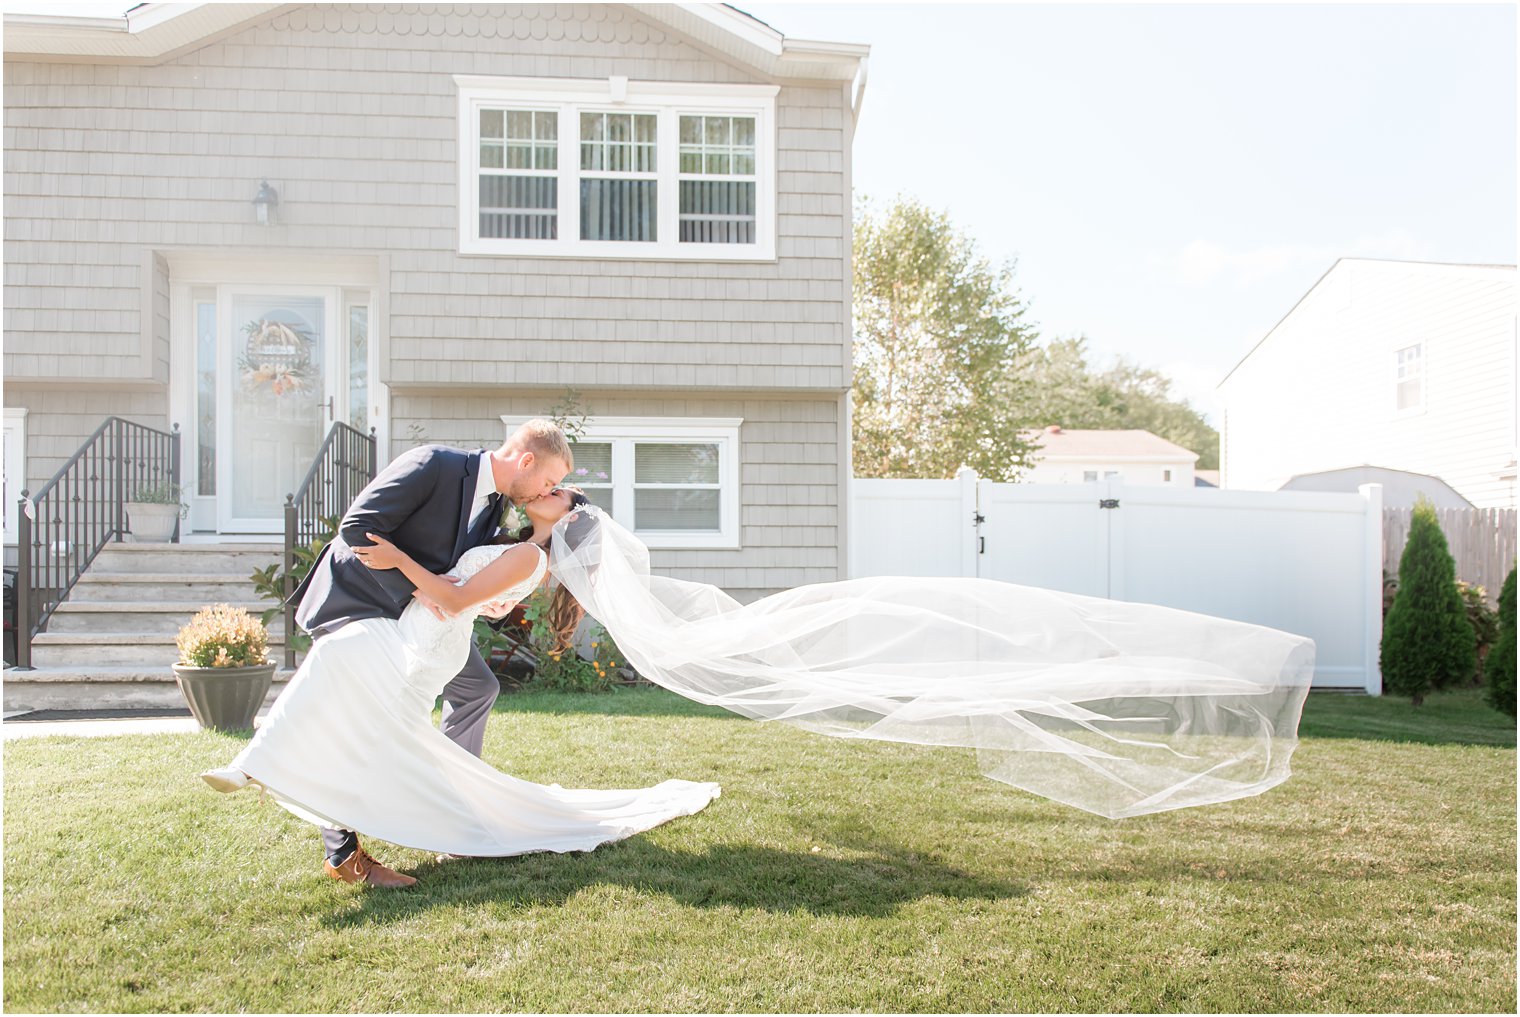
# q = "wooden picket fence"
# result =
<box><xmin>1384</xmin><ymin>507</ymin><xmax>1518</xmax><ymax>604</ymax></box>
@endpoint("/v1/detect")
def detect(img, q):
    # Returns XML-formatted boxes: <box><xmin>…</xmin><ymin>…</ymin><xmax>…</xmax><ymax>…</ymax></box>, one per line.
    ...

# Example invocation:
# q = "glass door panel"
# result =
<box><xmin>217</xmin><ymin>289</ymin><xmax>335</xmax><ymax>532</ymax></box>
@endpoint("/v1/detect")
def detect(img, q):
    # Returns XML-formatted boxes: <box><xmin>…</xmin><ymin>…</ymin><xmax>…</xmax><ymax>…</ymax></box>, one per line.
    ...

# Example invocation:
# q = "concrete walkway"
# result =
<box><xmin>3</xmin><ymin>709</ymin><xmax>270</xmax><ymax>741</ymax></box>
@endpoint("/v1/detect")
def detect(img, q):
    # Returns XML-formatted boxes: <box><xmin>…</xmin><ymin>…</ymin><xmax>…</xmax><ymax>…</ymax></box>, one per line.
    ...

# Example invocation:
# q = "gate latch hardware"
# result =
<box><xmin>1099</xmin><ymin>498</ymin><xmax>1120</xmax><ymax>509</ymax></box>
<box><xmin>973</xmin><ymin>512</ymin><xmax>986</xmax><ymax>525</ymax></box>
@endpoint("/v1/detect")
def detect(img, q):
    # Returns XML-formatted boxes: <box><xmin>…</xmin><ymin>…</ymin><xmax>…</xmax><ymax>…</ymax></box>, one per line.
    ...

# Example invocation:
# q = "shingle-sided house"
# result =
<box><xmin>3</xmin><ymin>3</ymin><xmax>868</xmax><ymax>601</ymax></box>
<box><xmin>1217</xmin><ymin>258</ymin><xmax>1517</xmax><ymax>509</ymax></box>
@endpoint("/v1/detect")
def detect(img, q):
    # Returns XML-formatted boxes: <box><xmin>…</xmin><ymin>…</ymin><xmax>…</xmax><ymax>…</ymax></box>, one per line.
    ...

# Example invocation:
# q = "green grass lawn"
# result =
<box><xmin>4</xmin><ymin>687</ymin><xmax>1515</xmax><ymax>1013</ymax></box>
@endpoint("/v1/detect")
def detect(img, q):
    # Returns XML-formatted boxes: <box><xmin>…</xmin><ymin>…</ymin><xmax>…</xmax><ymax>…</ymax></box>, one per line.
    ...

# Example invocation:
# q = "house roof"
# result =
<box><xmin>1217</xmin><ymin>258</ymin><xmax>1517</xmax><ymax>389</ymax></box>
<box><xmin>1020</xmin><ymin>426</ymin><xmax>1200</xmax><ymax>463</ymax></box>
<box><xmin>1278</xmin><ymin>464</ymin><xmax>1475</xmax><ymax>510</ymax></box>
<box><xmin>3</xmin><ymin>3</ymin><xmax>869</xmax><ymax>95</ymax></box>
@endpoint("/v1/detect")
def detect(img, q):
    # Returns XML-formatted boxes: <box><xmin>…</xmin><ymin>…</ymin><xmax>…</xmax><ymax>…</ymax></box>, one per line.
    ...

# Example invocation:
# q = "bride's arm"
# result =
<box><xmin>354</xmin><ymin>534</ymin><xmax>541</xmax><ymax>615</ymax></box>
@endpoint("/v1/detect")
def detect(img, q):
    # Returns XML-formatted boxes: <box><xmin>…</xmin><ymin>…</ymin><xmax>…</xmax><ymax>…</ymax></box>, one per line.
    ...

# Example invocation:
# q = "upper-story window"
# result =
<box><xmin>458</xmin><ymin>76</ymin><xmax>776</xmax><ymax>261</ymax></box>
<box><xmin>1395</xmin><ymin>343</ymin><xmax>1424</xmax><ymax>412</ymax></box>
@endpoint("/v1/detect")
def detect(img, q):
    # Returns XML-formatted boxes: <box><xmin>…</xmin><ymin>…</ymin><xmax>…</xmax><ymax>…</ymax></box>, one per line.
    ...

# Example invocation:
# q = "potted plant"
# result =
<box><xmin>125</xmin><ymin>481</ymin><xmax>187</xmax><ymax>543</ymax></box>
<box><xmin>173</xmin><ymin>603</ymin><xmax>275</xmax><ymax>731</ymax></box>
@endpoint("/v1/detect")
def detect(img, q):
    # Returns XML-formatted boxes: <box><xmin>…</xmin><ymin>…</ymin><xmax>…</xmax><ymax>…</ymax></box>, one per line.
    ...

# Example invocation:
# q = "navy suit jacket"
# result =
<box><xmin>291</xmin><ymin>444</ymin><xmax>504</xmax><ymax>637</ymax></box>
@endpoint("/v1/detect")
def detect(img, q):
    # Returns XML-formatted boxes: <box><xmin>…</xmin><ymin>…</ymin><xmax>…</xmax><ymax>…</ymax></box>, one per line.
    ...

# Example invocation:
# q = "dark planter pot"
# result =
<box><xmin>173</xmin><ymin>662</ymin><xmax>275</xmax><ymax>731</ymax></box>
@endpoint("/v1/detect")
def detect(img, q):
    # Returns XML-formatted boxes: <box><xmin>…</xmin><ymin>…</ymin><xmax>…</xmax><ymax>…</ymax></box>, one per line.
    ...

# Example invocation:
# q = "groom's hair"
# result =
<box><xmin>505</xmin><ymin>418</ymin><xmax>573</xmax><ymax>470</ymax></box>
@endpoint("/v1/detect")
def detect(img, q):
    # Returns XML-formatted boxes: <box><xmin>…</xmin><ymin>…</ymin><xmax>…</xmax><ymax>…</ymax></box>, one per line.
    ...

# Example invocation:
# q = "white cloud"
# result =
<box><xmin>1152</xmin><ymin>229</ymin><xmax>1421</xmax><ymax>288</ymax></box>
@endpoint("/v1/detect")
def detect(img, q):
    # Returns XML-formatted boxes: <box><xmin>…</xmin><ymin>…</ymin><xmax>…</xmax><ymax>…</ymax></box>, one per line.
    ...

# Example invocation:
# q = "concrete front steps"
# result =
<box><xmin>4</xmin><ymin>542</ymin><xmax>298</xmax><ymax>713</ymax></box>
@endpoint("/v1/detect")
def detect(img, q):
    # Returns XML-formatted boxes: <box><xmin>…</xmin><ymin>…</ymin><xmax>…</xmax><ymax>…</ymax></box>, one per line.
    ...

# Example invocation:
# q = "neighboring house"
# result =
<box><xmin>1217</xmin><ymin>259</ymin><xmax>1518</xmax><ymax>509</ymax></box>
<box><xmin>1017</xmin><ymin>425</ymin><xmax>1199</xmax><ymax>487</ymax></box>
<box><xmin>2</xmin><ymin>3</ymin><xmax>869</xmax><ymax>600</ymax></box>
<box><xmin>1193</xmin><ymin>470</ymin><xmax>1219</xmax><ymax>488</ymax></box>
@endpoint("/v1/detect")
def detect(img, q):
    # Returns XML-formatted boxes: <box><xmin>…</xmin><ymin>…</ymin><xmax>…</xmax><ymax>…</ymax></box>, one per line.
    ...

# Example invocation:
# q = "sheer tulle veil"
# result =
<box><xmin>548</xmin><ymin>506</ymin><xmax>1315</xmax><ymax>819</ymax></box>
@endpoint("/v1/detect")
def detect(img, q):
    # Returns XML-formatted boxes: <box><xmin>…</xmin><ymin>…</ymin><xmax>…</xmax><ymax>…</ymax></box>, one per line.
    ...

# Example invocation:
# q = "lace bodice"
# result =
<box><xmin>397</xmin><ymin>542</ymin><xmax>548</xmax><ymax>679</ymax></box>
<box><xmin>448</xmin><ymin>542</ymin><xmax>548</xmax><ymax>604</ymax></box>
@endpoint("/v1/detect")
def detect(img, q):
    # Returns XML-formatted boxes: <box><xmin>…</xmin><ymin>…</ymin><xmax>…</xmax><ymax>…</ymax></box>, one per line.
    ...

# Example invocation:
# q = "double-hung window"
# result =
<box><xmin>503</xmin><ymin>416</ymin><xmax>741</xmax><ymax>549</ymax></box>
<box><xmin>459</xmin><ymin>76</ymin><xmax>776</xmax><ymax>260</ymax></box>
<box><xmin>477</xmin><ymin>108</ymin><xmax>560</xmax><ymax>240</ymax></box>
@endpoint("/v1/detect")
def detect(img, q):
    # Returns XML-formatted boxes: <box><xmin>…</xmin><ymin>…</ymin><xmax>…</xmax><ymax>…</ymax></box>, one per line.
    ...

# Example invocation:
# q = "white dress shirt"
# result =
<box><xmin>467</xmin><ymin>451</ymin><xmax>497</xmax><ymax>532</ymax></box>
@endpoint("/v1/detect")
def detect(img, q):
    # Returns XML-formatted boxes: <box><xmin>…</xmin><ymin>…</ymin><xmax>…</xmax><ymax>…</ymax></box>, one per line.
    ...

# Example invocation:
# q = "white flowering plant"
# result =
<box><xmin>176</xmin><ymin>604</ymin><xmax>270</xmax><ymax>669</ymax></box>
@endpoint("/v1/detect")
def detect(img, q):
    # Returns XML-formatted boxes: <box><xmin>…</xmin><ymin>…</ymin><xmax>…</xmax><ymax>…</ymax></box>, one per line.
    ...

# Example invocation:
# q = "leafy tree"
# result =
<box><xmin>1016</xmin><ymin>336</ymin><xmax>1220</xmax><ymax>469</ymax></box>
<box><xmin>1380</xmin><ymin>498</ymin><xmax>1477</xmax><ymax>706</ymax></box>
<box><xmin>852</xmin><ymin>196</ymin><xmax>1040</xmax><ymax>480</ymax></box>
<box><xmin>1483</xmin><ymin>568</ymin><xmax>1516</xmax><ymax>718</ymax></box>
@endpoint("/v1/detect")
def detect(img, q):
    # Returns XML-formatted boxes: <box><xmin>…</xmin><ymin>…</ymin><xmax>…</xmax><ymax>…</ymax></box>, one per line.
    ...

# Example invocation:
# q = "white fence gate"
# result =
<box><xmin>850</xmin><ymin>469</ymin><xmax>1384</xmax><ymax>693</ymax></box>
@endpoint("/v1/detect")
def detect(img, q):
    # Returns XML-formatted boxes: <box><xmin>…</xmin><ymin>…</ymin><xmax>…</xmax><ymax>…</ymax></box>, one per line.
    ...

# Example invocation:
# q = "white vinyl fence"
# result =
<box><xmin>850</xmin><ymin>469</ymin><xmax>1385</xmax><ymax>693</ymax></box>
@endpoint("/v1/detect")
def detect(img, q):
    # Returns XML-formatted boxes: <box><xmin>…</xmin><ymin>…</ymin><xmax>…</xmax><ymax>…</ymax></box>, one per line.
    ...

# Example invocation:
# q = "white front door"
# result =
<box><xmin>215</xmin><ymin>286</ymin><xmax>345</xmax><ymax>533</ymax></box>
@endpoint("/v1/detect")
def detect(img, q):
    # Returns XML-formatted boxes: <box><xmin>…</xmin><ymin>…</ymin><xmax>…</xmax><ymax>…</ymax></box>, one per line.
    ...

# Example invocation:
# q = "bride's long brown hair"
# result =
<box><xmin>488</xmin><ymin>486</ymin><xmax>591</xmax><ymax>652</ymax></box>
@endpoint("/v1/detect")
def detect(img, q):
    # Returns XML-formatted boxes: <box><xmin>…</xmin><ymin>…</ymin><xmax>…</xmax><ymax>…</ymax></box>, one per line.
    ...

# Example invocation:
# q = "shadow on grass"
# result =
<box><xmin>320</xmin><ymin>836</ymin><xmax>1026</xmax><ymax>927</ymax></box>
<box><xmin>487</xmin><ymin>685</ymin><xmax>733</xmax><ymax>721</ymax></box>
<box><xmin>1299</xmin><ymin>688</ymin><xmax>1515</xmax><ymax>748</ymax></box>
<box><xmin>491</xmin><ymin>684</ymin><xmax>1518</xmax><ymax>746</ymax></box>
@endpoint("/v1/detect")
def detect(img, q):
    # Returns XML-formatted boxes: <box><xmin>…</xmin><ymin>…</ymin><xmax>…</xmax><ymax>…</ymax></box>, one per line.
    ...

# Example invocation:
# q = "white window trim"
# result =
<box><xmin>3</xmin><ymin>407</ymin><xmax>27</xmax><ymax>545</ymax></box>
<box><xmin>1393</xmin><ymin>341</ymin><xmax>1426</xmax><ymax>417</ymax></box>
<box><xmin>458</xmin><ymin>75</ymin><xmax>777</xmax><ymax>262</ymax></box>
<box><xmin>502</xmin><ymin>415</ymin><xmax>742</xmax><ymax>549</ymax></box>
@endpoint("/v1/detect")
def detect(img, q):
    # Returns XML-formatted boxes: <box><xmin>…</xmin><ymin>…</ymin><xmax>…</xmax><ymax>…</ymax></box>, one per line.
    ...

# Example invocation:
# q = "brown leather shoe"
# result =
<box><xmin>324</xmin><ymin>845</ymin><xmax>417</xmax><ymax>888</ymax></box>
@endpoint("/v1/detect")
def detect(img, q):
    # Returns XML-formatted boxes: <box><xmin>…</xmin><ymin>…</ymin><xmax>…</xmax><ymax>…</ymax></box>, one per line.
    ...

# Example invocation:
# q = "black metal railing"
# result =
<box><xmin>11</xmin><ymin>418</ymin><xmax>180</xmax><ymax>669</ymax></box>
<box><xmin>282</xmin><ymin>422</ymin><xmax>377</xmax><ymax>666</ymax></box>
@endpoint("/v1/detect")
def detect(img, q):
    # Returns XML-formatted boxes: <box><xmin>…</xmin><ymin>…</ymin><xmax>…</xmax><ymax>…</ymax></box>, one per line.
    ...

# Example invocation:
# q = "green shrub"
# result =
<box><xmin>1382</xmin><ymin>570</ymin><xmax>1399</xmax><ymax>618</ymax></box>
<box><xmin>1483</xmin><ymin>568</ymin><xmax>1516</xmax><ymax>718</ymax></box>
<box><xmin>1457</xmin><ymin>581</ymin><xmax>1501</xmax><ymax>685</ymax></box>
<box><xmin>515</xmin><ymin>586</ymin><xmax>629</xmax><ymax>692</ymax></box>
<box><xmin>1380</xmin><ymin>497</ymin><xmax>1477</xmax><ymax>706</ymax></box>
<box><xmin>474</xmin><ymin>586</ymin><xmax>638</xmax><ymax>693</ymax></box>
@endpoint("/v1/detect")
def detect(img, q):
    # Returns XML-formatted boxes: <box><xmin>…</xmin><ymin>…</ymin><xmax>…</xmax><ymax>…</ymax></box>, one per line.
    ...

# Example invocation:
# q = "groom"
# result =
<box><xmin>288</xmin><ymin>418</ymin><xmax>573</xmax><ymax>887</ymax></box>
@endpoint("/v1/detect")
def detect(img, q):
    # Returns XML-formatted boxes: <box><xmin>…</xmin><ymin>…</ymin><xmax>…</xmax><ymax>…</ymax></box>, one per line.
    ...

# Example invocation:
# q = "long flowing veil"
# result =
<box><xmin>549</xmin><ymin>507</ymin><xmax>1315</xmax><ymax>819</ymax></box>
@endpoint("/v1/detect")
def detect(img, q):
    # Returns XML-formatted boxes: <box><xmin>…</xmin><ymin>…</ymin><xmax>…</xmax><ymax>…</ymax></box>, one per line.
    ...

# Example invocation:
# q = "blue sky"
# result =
<box><xmin>7</xmin><ymin>2</ymin><xmax>1515</xmax><ymax>421</ymax></box>
<box><xmin>743</xmin><ymin>1</ymin><xmax>1516</xmax><ymax>420</ymax></box>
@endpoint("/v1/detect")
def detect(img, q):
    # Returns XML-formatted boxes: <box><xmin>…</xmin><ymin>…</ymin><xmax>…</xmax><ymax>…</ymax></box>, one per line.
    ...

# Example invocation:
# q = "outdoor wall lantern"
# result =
<box><xmin>252</xmin><ymin>180</ymin><xmax>279</xmax><ymax>225</ymax></box>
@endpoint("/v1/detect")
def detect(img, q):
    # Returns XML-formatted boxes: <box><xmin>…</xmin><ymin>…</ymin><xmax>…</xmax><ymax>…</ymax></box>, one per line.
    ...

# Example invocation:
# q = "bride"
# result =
<box><xmin>202</xmin><ymin>487</ymin><xmax>721</xmax><ymax>887</ymax></box>
<box><xmin>208</xmin><ymin>483</ymin><xmax>1315</xmax><ymax>888</ymax></box>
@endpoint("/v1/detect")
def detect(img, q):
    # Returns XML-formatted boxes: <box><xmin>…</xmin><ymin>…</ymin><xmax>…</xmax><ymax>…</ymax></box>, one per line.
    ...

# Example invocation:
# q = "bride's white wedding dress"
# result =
<box><xmin>221</xmin><ymin>542</ymin><xmax>720</xmax><ymax>857</ymax></box>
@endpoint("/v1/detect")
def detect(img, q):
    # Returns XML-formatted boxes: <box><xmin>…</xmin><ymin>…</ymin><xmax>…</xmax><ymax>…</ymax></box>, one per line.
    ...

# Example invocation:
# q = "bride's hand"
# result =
<box><xmin>414</xmin><ymin>582</ymin><xmax>460</xmax><ymax>622</ymax></box>
<box><xmin>354</xmin><ymin>533</ymin><xmax>407</xmax><ymax>570</ymax></box>
<box><xmin>478</xmin><ymin>598</ymin><xmax>514</xmax><ymax>621</ymax></box>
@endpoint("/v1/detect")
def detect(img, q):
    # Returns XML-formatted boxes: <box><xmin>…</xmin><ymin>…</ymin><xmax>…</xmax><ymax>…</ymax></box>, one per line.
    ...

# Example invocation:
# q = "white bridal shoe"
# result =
<box><xmin>200</xmin><ymin>766</ymin><xmax>263</xmax><ymax>794</ymax></box>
